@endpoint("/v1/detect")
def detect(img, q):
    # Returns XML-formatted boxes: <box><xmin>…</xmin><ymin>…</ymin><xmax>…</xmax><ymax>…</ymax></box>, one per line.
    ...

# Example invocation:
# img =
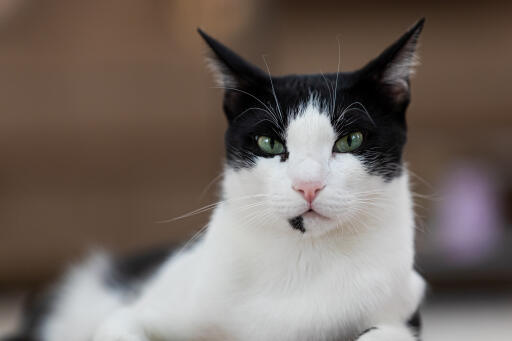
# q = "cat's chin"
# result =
<box><xmin>299</xmin><ymin>212</ymin><xmax>339</xmax><ymax>237</ymax></box>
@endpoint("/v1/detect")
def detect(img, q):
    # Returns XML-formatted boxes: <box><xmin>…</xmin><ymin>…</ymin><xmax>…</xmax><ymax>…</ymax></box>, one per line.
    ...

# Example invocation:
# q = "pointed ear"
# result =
<box><xmin>197</xmin><ymin>28</ymin><xmax>265</xmax><ymax>88</ymax></box>
<box><xmin>362</xmin><ymin>18</ymin><xmax>425</xmax><ymax>107</ymax></box>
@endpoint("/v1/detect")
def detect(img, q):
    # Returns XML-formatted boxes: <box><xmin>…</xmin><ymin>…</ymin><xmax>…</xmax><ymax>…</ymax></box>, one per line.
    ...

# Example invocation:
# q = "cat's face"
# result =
<box><xmin>199</xmin><ymin>19</ymin><xmax>423</xmax><ymax>236</ymax></box>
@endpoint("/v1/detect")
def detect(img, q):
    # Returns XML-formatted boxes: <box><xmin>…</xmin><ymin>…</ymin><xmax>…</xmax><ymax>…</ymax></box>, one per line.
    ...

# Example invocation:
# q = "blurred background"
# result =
<box><xmin>0</xmin><ymin>0</ymin><xmax>511</xmax><ymax>340</ymax></box>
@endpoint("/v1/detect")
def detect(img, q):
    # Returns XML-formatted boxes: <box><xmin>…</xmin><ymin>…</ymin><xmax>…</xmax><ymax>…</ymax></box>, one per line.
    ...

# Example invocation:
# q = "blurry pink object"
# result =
<box><xmin>437</xmin><ymin>164</ymin><xmax>501</xmax><ymax>265</ymax></box>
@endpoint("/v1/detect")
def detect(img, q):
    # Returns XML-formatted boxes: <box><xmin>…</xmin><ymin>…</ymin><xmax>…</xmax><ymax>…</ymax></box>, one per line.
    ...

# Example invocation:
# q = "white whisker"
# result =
<box><xmin>262</xmin><ymin>55</ymin><xmax>284</xmax><ymax>126</ymax></box>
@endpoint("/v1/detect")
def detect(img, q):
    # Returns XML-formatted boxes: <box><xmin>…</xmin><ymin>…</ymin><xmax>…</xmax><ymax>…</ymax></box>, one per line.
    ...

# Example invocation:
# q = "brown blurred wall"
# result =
<box><xmin>0</xmin><ymin>0</ymin><xmax>511</xmax><ymax>287</ymax></box>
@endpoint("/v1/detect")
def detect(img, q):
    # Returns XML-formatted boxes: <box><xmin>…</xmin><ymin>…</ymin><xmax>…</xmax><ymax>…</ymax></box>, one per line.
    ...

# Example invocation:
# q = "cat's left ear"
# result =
<box><xmin>197</xmin><ymin>28</ymin><xmax>265</xmax><ymax>88</ymax></box>
<box><xmin>361</xmin><ymin>18</ymin><xmax>425</xmax><ymax>108</ymax></box>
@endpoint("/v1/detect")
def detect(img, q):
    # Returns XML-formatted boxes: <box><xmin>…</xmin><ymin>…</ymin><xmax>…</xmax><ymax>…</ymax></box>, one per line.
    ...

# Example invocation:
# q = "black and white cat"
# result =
<box><xmin>8</xmin><ymin>19</ymin><xmax>426</xmax><ymax>341</ymax></box>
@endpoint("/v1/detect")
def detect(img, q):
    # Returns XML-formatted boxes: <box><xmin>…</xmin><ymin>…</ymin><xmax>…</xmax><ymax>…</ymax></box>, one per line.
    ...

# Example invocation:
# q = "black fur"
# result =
<box><xmin>288</xmin><ymin>215</ymin><xmax>305</xmax><ymax>233</ymax></box>
<box><xmin>354</xmin><ymin>310</ymin><xmax>422</xmax><ymax>340</ymax></box>
<box><xmin>407</xmin><ymin>309</ymin><xmax>422</xmax><ymax>338</ymax></box>
<box><xmin>199</xmin><ymin>19</ymin><xmax>424</xmax><ymax>181</ymax></box>
<box><xmin>1</xmin><ymin>288</ymin><xmax>55</xmax><ymax>341</ymax></box>
<box><xmin>4</xmin><ymin>245</ymin><xmax>176</xmax><ymax>341</ymax></box>
<box><xmin>2</xmin><ymin>336</ymin><xmax>34</xmax><ymax>341</ymax></box>
<box><xmin>105</xmin><ymin>244</ymin><xmax>174</xmax><ymax>291</ymax></box>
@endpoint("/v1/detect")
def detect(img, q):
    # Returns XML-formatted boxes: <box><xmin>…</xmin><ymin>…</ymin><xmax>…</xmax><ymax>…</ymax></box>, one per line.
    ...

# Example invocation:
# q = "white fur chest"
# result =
<box><xmin>195</xmin><ymin>200</ymin><xmax>419</xmax><ymax>341</ymax></box>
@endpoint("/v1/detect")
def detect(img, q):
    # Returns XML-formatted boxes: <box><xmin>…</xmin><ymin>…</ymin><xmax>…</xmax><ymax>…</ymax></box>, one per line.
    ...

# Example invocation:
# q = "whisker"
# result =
<box><xmin>262</xmin><ymin>55</ymin><xmax>284</xmax><ymax>126</ymax></box>
<box><xmin>157</xmin><ymin>194</ymin><xmax>270</xmax><ymax>223</ymax></box>
<box><xmin>333</xmin><ymin>34</ymin><xmax>342</xmax><ymax>115</ymax></box>
<box><xmin>176</xmin><ymin>223</ymin><xmax>209</xmax><ymax>256</ymax></box>
<box><xmin>319</xmin><ymin>70</ymin><xmax>334</xmax><ymax>114</ymax></box>
<box><xmin>336</xmin><ymin>101</ymin><xmax>376</xmax><ymax>127</ymax></box>
<box><xmin>198</xmin><ymin>173</ymin><xmax>224</xmax><ymax>202</ymax></box>
<box><xmin>211</xmin><ymin>86</ymin><xmax>279</xmax><ymax>122</ymax></box>
<box><xmin>233</xmin><ymin>107</ymin><xmax>279</xmax><ymax>126</ymax></box>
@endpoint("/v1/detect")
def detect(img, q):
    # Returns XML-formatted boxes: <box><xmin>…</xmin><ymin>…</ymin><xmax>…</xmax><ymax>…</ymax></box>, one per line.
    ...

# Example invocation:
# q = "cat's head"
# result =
<box><xmin>199</xmin><ymin>19</ymin><xmax>424</xmax><ymax>237</ymax></box>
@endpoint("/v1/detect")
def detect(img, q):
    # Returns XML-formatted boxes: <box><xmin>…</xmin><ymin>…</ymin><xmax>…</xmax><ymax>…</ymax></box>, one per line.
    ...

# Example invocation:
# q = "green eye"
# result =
<box><xmin>334</xmin><ymin>131</ymin><xmax>364</xmax><ymax>153</ymax></box>
<box><xmin>257</xmin><ymin>136</ymin><xmax>285</xmax><ymax>155</ymax></box>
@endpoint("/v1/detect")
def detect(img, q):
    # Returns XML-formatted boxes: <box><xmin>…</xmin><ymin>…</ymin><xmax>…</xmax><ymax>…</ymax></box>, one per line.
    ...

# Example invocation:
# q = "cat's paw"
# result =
<box><xmin>356</xmin><ymin>325</ymin><xmax>417</xmax><ymax>341</ymax></box>
<box><xmin>93</xmin><ymin>309</ymin><xmax>147</xmax><ymax>341</ymax></box>
<box><xmin>93</xmin><ymin>329</ymin><xmax>145</xmax><ymax>341</ymax></box>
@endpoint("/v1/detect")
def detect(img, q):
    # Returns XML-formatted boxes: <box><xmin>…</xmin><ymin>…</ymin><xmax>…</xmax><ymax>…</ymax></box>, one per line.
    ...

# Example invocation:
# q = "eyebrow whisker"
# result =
<box><xmin>262</xmin><ymin>55</ymin><xmax>285</xmax><ymax>127</ymax></box>
<box><xmin>336</xmin><ymin>101</ymin><xmax>376</xmax><ymax>127</ymax></box>
<box><xmin>333</xmin><ymin>35</ymin><xmax>342</xmax><ymax>115</ymax></box>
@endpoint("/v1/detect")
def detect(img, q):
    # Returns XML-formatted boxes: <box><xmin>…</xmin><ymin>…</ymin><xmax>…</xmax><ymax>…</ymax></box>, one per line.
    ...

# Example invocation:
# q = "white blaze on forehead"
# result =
<box><xmin>285</xmin><ymin>100</ymin><xmax>336</xmax><ymax>181</ymax></box>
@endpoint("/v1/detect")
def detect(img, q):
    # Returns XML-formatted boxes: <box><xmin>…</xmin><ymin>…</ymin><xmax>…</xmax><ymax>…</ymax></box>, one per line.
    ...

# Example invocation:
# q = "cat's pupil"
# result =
<box><xmin>347</xmin><ymin>134</ymin><xmax>353</xmax><ymax>147</ymax></box>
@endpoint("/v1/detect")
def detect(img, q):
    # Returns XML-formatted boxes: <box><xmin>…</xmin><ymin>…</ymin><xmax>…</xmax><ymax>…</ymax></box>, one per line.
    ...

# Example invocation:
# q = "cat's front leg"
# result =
<box><xmin>355</xmin><ymin>324</ymin><xmax>419</xmax><ymax>341</ymax></box>
<box><xmin>93</xmin><ymin>307</ymin><xmax>151</xmax><ymax>341</ymax></box>
<box><xmin>92</xmin><ymin>305</ymin><xmax>212</xmax><ymax>341</ymax></box>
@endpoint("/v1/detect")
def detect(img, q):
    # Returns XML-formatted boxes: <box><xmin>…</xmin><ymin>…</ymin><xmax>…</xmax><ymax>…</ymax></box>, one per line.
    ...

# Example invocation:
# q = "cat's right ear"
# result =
<box><xmin>198</xmin><ymin>28</ymin><xmax>265</xmax><ymax>88</ymax></box>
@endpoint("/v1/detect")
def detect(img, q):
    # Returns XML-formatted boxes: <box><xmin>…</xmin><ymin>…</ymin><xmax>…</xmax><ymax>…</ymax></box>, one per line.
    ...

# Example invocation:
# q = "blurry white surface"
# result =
<box><xmin>422</xmin><ymin>296</ymin><xmax>512</xmax><ymax>341</ymax></box>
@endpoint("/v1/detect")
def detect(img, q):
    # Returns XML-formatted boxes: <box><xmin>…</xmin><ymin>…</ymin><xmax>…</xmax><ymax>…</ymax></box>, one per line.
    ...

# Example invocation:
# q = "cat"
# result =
<box><xmin>6</xmin><ymin>18</ymin><xmax>426</xmax><ymax>341</ymax></box>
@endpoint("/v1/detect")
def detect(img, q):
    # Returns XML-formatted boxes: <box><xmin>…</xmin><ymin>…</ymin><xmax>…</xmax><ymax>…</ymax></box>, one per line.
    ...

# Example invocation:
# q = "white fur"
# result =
<box><xmin>41</xmin><ymin>253</ymin><xmax>126</xmax><ymax>341</ymax></box>
<box><xmin>41</xmin><ymin>100</ymin><xmax>425</xmax><ymax>341</ymax></box>
<box><xmin>357</xmin><ymin>323</ymin><xmax>420</xmax><ymax>341</ymax></box>
<box><xmin>205</xmin><ymin>57</ymin><xmax>237</xmax><ymax>88</ymax></box>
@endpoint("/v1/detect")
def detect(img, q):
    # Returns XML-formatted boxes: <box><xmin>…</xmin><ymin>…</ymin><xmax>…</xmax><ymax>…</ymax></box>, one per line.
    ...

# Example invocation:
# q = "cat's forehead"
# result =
<box><xmin>275</xmin><ymin>74</ymin><xmax>344</xmax><ymax>110</ymax></box>
<box><xmin>273</xmin><ymin>74</ymin><xmax>354</xmax><ymax>121</ymax></box>
<box><xmin>286</xmin><ymin>99</ymin><xmax>336</xmax><ymax>154</ymax></box>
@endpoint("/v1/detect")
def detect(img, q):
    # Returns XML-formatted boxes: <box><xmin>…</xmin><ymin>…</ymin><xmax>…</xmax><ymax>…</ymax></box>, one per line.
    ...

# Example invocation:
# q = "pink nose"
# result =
<box><xmin>293</xmin><ymin>181</ymin><xmax>325</xmax><ymax>204</ymax></box>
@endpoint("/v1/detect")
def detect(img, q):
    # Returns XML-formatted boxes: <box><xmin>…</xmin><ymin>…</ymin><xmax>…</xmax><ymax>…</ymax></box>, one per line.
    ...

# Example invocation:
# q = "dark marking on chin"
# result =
<box><xmin>289</xmin><ymin>216</ymin><xmax>305</xmax><ymax>233</ymax></box>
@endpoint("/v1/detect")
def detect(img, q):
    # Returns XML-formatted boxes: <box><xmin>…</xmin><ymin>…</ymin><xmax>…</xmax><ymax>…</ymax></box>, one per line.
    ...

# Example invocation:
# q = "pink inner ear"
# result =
<box><xmin>385</xmin><ymin>80</ymin><xmax>410</xmax><ymax>104</ymax></box>
<box><xmin>381</xmin><ymin>47</ymin><xmax>417</xmax><ymax>103</ymax></box>
<box><xmin>372</xmin><ymin>20</ymin><xmax>423</xmax><ymax>105</ymax></box>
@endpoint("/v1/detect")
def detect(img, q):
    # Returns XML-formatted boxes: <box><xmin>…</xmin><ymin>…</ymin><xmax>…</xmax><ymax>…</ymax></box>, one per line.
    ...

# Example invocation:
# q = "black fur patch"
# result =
<box><xmin>288</xmin><ymin>216</ymin><xmax>305</xmax><ymax>233</ymax></box>
<box><xmin>1</xmin><ymin>288</ymin><xmax>54</xmax><ymax>341</ymax></box>
<box><xmin>105</xmin><ymin>244</ymin><xmax>174</xmax><ymax>291</ymax></box>
<box><xmin>407</xmin><ymin>308</ymin><xmax>422</xmax><ymax>337</ymax></box>
<box><xmin>199</xmin><ymin>20</ymin><xmax>424</xmax><ymax>181</ymax></box>
<box><xmin>354</xmin><ymin>310</ymin><xmax>422</xmax><ymax>340</ymax></box>
<box><xmin>1</xmin><ymin>336</ymin><xmax>35</xmax><ymax>341</ymax></box>
<box><xmin>6</xmin><ymin>245</ymin><xmax>177</xmax><ymax>341</ymax></box>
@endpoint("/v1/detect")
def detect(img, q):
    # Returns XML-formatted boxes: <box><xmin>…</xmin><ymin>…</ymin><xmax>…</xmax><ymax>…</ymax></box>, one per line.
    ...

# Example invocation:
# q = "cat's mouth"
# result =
<box><xmin>303</xmin><ymin>208</ymin><xmax>329</xmax><ymax>220</ymax></box>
